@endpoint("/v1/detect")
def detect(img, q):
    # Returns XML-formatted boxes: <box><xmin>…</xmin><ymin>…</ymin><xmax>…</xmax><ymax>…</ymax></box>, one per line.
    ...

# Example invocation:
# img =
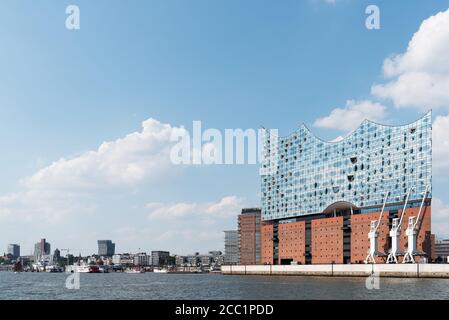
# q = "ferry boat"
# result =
<box><xmin>45</xmin><ymin>265</ymin><xmax>63</xmax><ymax>273</ymax></box>
<box><xmin>66</xmin><ymin>265</ymin><xmax>100</xmax><ymax>273</ymax></box>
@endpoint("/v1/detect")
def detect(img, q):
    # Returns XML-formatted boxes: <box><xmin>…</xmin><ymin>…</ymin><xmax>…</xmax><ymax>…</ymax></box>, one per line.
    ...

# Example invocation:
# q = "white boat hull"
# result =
<box><xmin>153</xmin><ymin>269</ymin><xmax>168</xmax><ymax>273</ymax></box>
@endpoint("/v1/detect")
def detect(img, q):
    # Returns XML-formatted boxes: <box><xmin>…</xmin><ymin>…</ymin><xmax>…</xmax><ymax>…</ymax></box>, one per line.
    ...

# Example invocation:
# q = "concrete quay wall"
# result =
<box><xmin>221</xmin><ymin>264</ymin><xmax>449</xmax><ymax>278</ymax></box>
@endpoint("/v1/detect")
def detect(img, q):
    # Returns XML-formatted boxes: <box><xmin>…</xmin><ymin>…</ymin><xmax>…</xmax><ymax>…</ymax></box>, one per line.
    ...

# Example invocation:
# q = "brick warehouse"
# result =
<box><xmin>256</xmin><ymin>112</ymin><xmax>434</xmax><ymax>265</ymax></box>
<box><xmin>238</xmin><ymin>208</ymin><xmax>261</xmax><ymax>265</ymax></box>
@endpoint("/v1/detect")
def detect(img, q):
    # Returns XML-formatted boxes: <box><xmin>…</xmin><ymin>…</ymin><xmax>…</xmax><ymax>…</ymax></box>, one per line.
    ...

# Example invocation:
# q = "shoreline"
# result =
<box><xmin>221</xmin><ymin>264</ymin><xmax>449</xmax><ymax>278</ymax></box>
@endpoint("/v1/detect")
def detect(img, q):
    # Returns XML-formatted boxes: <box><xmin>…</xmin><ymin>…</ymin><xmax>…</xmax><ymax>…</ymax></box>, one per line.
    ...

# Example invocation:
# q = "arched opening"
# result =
<box><xmin>323</xmin><ymin>201</ymin><xmax>359</xmax><ymax>217</ymax></box>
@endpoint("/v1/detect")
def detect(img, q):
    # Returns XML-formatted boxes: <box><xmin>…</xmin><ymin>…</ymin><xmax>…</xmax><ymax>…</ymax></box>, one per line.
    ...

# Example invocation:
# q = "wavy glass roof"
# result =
<box><xmin>260</xmin><ymin>112</ymin><xmax>432</xmax><ymax>221</ymax></box>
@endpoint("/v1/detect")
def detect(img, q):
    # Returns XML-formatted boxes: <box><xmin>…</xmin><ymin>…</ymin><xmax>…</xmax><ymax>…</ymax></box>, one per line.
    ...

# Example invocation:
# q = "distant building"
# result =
<box><xmin>34</xmin><ymin>239</ymin><xmax>50</xmax><ymax>262</ymax></box>
<box><xmin>175</xmin><ymin>255</ymin><xmax>187</xmax><ymax>266</ymax></box>
<box><xmin>7</xmin><ymin>244</ymin><xmax>20</xmax><ymax>259</ymax></box>
<box><xmin>134</xmin><ymin>253</ymin><xmax>151</xmax><ymax>266</ymax></box>
<box><xmin>176</xmin><ymin>252</ymin><xmax>223</xmax><ymax>268</ymax></box>
<box><xmin>238</xmin><ymin>208</ymin><xmax>261</xmax><ymax>265</ymax></box>
<box><xmin>20</xmin><ymin>255</ymin><xmax>33</xmax><ymax>266</ymax></box>
<box><xmin>102</xmin><ymin>256</ymin><xmax>113</xmax><ymax>265</ymax></box>
<box><xmin>97</xmin><ymin>240</ymin><xmax>115</xmax><ymax>257</ymax></box>
<box><xmin>66</xmin><ymin>254</ymin><xmax>74</xmax><ymax>265</ymax></box>
<box><xmin>224</xmin><ymin>230</ymin><xmax>239</xmax><ymax>265</ymax></box>
<box><xmin>151</xmin><ymin>251</ymin><xmax>170</xmax><ymax>267</ymax></box>
<box><xmin>209</xmin><ymin>251</ymin><xmax>224</xmax><ymax>266</ymax></box>
<box><xmin>435</xmin><ymin>239</ymin><xmax>449</xmax><ymax>259</ymax></box>
<box><xmin>214</xmin><ymin>254</ymin><xmax>225</xmax><ymax>266</ymax></box>
<box><xmin>187</xmin><ymin>254</ymin><xmax>199</xmax><ymax>266</ymax></box>
<box><xmin>112</xmin><ymin>254</ymin><xmax>134</xmax><ymax>266</ymax></box>
<box><xmin>53</xmin><ymin>249</ymin><xmax>61</xmax><ymax>263</ymax></box>
<box><xmin>200</xmin><ymin>255</ymin><xmax>212</xmax><ymax>266</ymax></box>
<box><xmin>112</xmin><ymin>254</ymin><xmax>121</xmax><ymax>265</ymax></box>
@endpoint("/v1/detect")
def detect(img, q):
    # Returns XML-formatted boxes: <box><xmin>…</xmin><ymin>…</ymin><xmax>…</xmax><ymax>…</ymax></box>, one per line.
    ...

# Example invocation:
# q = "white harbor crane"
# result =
<box><xmin>402</xmin><ymin>185</ymin><xmax>430</xmax><ymax>264</ymax></box>
<box><xmin>365</xmin><ymin>192</ymin><xmax>389</xmax><ymax>264</ymax></box>
<box><xmin>386</xmin><ymin>187</ymin><xmax>414</xmax><ymax>264</ymax></box>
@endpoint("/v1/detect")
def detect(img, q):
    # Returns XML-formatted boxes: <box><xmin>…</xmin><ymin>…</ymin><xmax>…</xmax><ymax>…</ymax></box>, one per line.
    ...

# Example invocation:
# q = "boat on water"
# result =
<box><xmin>45</xmin><ymin>265</ymin><xmax>63</xmax><ymax>273</ymax></box>
<box><xmin>66</xmin><ymin>265</ymin><xmax>100</xmax><ymax>273</ymax></box>
<box><xmin>153</xmin><ymin>268</ymin><xmax>168</xmax><ymax>273</ymax></box>
<box><xmin>124</xmin><ymin>268</ymin><xmax>145</xmax><ymax>274</ymax></box>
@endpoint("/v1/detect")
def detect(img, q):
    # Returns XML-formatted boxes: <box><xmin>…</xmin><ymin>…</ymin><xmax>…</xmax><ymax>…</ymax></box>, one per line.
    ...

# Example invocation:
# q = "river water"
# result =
<box><xmin>0</xmin><ymin>272</ymin><xmax>448</xmax><ymax>300</ymax></box>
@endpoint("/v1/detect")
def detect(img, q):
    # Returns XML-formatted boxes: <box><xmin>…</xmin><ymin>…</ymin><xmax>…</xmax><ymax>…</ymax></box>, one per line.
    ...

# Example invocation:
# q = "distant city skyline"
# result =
<box><xmin>1</xmin><ymin>1</ymin><xmax>449</xmax><ymax>255</ymax></box>
<box><xmin>3</xmin><ymin>238</ymin><xmax>224</xmax><ymax>259</ymax></box>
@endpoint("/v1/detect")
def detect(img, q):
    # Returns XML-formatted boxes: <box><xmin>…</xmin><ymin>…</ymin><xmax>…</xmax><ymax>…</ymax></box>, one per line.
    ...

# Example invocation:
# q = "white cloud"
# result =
<box><xmin>432</xmin><ymin>198</ymin><xmax>449</xmax><ymax>239</ymax></box>
<box><xmin>0</xmin><ymin>118</ymin><xmax>193</xmax><ymax>225</ymax></box>
<box><xmin>146</xmin><ymin>196</ymin><xmax>247</xmax><ymax>221</ymax></box>
<box><xmin>24</xmin><ymin>118</ymin><xmax>186</xmax><ymax>190</ymax></box>
<box><xmin>0</xmin><ymin>189</ymin><xmax>97</xmax><ymax>224</ymax></box>
<box><xmin>143</xmin><ymin>196</ymin><xmax>251</xmax><ymax>254</ymax></box>
<box><xmin>313</xmin><ymin>100</ymin><xmax>387</xmax><ymax>132</ymax></box>
<box><xmin>372</xmin><ymin>8</ymin><xmax>449</xmax><ymax>110</ymax></box>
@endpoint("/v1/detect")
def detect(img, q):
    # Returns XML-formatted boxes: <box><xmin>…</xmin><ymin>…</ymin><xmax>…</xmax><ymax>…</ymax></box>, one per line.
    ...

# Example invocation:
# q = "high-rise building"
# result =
<box><xmin>7</xmin><ymin>244</ymin><xmax>20</xmax><ymax>259</ymax></box>
<box><xmin>224</xmin><ymin>230</ymin><xmax>239</xmax><ymax>265</ymax></box>
<box><xmin>238</xmin><ymin>208</ymin><xmax>261</xmax><ymax>265</ymax></box>
<box><xmin>53</xmin><ymin>249</ymin><xmax>61</xmax><ymax>263</ymax></box>
<box><xmin>260</xmin><ymin>113</ymin><xmax>433</xmax><ymax>264</ymax></box>
<box><xmin>97</xmin><ymin>240</ymin><xmax>115</xmax><ymax>256</ymax></box>
<box><xmin>34</xmin><ymin>239</ymin><xmax>51</xmax><ymax>262</ymax></box>
<box><xmin>151</xmin><ymin>251</ymin><xmax>170</xmax><ymax>267</ymax></box>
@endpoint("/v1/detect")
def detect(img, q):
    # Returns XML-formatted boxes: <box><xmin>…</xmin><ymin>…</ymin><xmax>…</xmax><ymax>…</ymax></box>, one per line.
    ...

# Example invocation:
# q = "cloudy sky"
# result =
<box><xmin>1</xmin><ymin>0</ymin><xmax>449</xmax><ymax>256</ymax></box>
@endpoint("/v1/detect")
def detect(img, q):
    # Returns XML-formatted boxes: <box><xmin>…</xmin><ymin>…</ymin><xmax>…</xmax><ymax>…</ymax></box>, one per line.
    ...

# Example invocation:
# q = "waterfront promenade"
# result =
<box><xmin>221</xmin><ymin>264</ymin><xmax>449</xmax><ymax>278</ymax></box>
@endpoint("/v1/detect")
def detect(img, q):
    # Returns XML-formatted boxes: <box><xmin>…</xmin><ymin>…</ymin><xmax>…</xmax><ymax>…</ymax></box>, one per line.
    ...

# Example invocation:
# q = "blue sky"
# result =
<box><xmin>1</xmin><ymin>0</ymin><xmax>449</xmax><ymax>256</ymax></box>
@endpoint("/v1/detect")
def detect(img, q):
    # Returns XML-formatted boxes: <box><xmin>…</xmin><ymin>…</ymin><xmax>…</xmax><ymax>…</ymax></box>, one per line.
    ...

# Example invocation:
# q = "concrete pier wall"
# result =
<box><xmin>221</xmin><ymin>264</ymin><xmax>449</xmax><ymax>278</ymax></box>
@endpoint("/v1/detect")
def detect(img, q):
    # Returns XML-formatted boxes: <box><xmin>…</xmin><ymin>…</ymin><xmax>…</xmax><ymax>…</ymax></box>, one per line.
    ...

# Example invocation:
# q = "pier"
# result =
<box><xmin>221</xmin><ymin>264</ymin><xmax>449</xmax><ymax>278</ymax></box>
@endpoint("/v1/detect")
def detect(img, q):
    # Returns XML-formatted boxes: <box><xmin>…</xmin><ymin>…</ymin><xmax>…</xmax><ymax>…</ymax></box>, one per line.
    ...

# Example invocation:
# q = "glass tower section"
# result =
<box><xmin>260</xmin><ymin>112</ymin><xmax>432</xmax><ymax>221</ymax></box>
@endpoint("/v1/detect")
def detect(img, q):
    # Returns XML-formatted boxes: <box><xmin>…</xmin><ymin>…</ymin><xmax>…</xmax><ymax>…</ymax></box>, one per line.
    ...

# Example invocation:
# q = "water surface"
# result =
<box><xmin>0</xmin><ymin>272</ymin><xmax>447</xmax><ymax>300</ymax></box>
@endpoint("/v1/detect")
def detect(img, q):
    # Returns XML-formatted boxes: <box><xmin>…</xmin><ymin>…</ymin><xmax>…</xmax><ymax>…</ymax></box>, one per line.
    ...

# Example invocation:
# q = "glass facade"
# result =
<box><xmin>97</xmin><ymin>240</ymin><xmax>116</xmax><ymax>256</ymax></box>
<box><xmin>261</xmin><ymin>112</ymin><xmax>432</xmax><ymax>221</ymax></box>
<box><xmin>224</xmin><ymin>230</ymin><xmax>240</xmax><ymax>265</ymax></box>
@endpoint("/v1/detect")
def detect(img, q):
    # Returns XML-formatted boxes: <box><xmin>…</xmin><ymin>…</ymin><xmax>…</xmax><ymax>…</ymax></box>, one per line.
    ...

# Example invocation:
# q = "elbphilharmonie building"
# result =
<box><xmin>259</xmin><ymin>112</ymin><xmax>433</xmax><ymax>264</ymax></box>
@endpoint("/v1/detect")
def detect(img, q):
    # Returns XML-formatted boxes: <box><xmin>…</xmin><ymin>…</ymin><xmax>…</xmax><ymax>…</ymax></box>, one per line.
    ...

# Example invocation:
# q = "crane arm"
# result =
<box><xmin>375</xmin><ymin>191</ymin><xmax>389</xmax><ymax>232</ymax></box>
<box><xmin>398</xmin><ymin>187</ymin><xmax>414</xmax><ymax>228</ymax></box>
<box><xmin>413</xmin><ymin>185</ymin><xmax>430</xmax><ymax>230</ymax></box>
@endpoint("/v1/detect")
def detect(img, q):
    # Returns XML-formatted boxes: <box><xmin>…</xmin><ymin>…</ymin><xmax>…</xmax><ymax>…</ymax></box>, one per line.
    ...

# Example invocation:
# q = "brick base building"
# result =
<box><xmin>260</xmin><ymin>204</ymin><xmax>433</xmax><ymax>265</ymax></box>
